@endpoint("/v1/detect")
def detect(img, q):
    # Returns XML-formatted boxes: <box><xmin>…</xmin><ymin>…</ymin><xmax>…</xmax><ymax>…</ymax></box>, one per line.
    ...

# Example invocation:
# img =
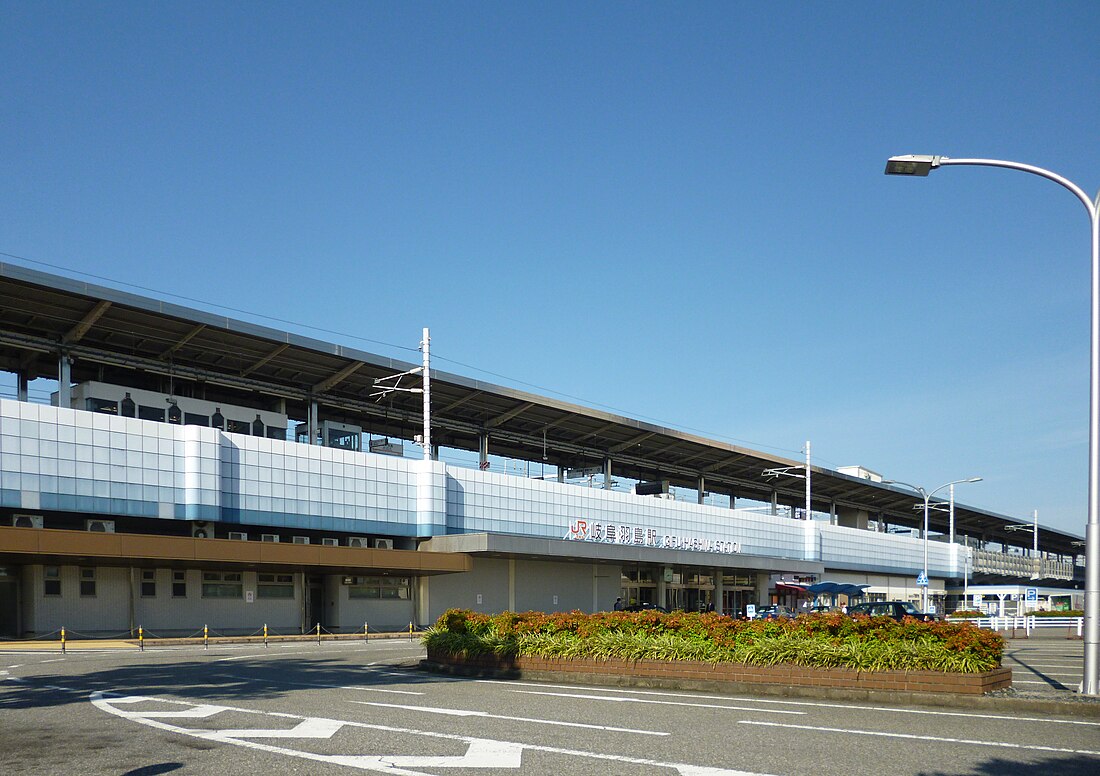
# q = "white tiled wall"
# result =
<box><xmin>0</xmin><ymin>398</ymin><xmax>955</xmax><ymax>573</ymax></box>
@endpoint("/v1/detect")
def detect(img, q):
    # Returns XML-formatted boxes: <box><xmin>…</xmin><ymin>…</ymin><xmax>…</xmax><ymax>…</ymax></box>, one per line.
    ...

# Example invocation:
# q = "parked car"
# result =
<box><xmin>847</xmin><ymin>601</ymin><xmax>942</xmax><ymax>622</ymax></box>
<box><xmin>622</xmin><ymin>602</ymin><xmax>670</xmax><ymax>613</ymax></box>
<box><xmin>803</xmin><ymin>605</ymin><xmax>841</xmax><ymax>615</ymax></box>
<box><xmin>753</xmin><ymin>605</ymin><xmax>795</xmax><ymax>620</ymax></box>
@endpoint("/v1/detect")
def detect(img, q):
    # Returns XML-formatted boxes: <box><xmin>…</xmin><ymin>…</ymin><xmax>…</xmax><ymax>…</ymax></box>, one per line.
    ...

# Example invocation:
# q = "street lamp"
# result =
<box><xmin>885</xmin><ymin>154</ymin><xmax>1100</xmax><ymax>695</ymax></box>
<box><xmin>884</xmin><ymin>477</ymin><xmax>982</xmax><ymax>612</ymax></box>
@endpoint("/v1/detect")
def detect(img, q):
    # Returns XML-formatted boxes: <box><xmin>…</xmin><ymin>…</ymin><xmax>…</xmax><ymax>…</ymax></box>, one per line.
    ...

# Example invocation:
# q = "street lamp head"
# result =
<box><xmin>884</xmin><ymin>154</ymin><xmax>943</xmax><ymax>176</ymax></box>
<box><xmin>965</xmin><ymin>477</ymin><xmax>983</xmax><ymax>483</ymax></box>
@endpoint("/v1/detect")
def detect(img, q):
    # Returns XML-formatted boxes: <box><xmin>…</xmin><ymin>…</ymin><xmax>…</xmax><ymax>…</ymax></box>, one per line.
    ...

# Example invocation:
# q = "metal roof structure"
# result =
<box><xmin>0</xmin><ymin>262</ymin><xmax>1085</xmax><ymax>558</ymax></box>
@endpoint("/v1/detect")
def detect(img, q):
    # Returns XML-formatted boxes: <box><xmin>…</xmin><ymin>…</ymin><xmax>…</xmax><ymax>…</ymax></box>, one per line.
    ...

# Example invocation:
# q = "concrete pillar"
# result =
<box><xmin>770</xmin><ymin>491</ymin><xmax>778</xmax><ymax>516</ymax></box>
<box><xmin>603</xmin><ymin>457</ymin><xmax>612</xmax><ymax>490</ymax></box>
<box><xmin>308</xmin><ymin>399</ymin><xmax>319</xmax><ymax>445</ymax></box>
<box><xmin>830</xmin><ymin>501</ymin><xmax>837</xmax><ymax>526</ymax></box>
<box><xmin>478</xmin><ymin>434</ymin><xmax>489</xmax><ymax>469</ymax></box>
<box><xmin>557</xmin><ymin>466</ymin><xmax>564</xmax><ymax>483</ymax></box>
<box><xmin>657</xmin><ymin>568</ymin><xmax>668</xmax><ymax>610</ymax></box>
<box><xmin>836</xmin><ymin>506</ymin><xmax>869</xmax><ymax>530</ymax></box>
<box><xmin>755</xmin><ymin>572</ymin><xmax>771</xmax><ymax>607</ymax></box>
<box><xmin>57</xmin><ymin>352</ymin><xmax>72</xmax><ymax>409</ymax></box>
<box><xmin>430</xmin><ymin>443</ymin><xmax>440</xmax><ymax>461</ymax></box>
<box><xmin>713</xmin><ymin>567</ymin><xmax>724</xmax><ymax>615</ymax></box>
<box><xmin>697</xmin><ymin>475</ymin><xmax>706</xmax><ymax>505</ymax></box>
<box><xmin>729</xmin><ymin>493</ymin><xmax>736</xmax><ymax>510</ymax></box>
<box><xmin>17</xmin><ymin>373</ymin><xmax>29</xmax><ymax>402</ymax></box>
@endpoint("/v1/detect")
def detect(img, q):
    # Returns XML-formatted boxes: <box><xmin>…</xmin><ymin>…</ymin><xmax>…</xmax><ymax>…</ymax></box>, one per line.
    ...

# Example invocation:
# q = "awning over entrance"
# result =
<box><xmin>0</xmin><ymin>526</ymin><xmax>472</xmax><ymax>576</ymax></box>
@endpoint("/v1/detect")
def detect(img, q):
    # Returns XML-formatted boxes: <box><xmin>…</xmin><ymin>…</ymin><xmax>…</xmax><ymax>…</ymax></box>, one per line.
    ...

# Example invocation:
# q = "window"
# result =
<box><xmin>184</xmin><ymin>412</ymin><xmax>209</xmax><ymax>427</ymax></box>
<box><xmin>257</xmin><ymin>573</ymin><xmax>294</xmax><ymax>599</ymax></box>
<box><xmin>86</xmin><ymin>398</ymin><xmax>118</xmax><ymax>415</ymax></box>
<box><xmin>225</xmin><ymin>419</ymin><xmax>250</xmax><ymax>434</ymax></box>
<box><xmin>141</xmin><ymin>569</ymin><xmax>156</xmax><ymax>597</ymax></box>
<box><xmin>138</xmin><ymin>405</ymin><xmax>165</xmax><ymax>422</ymax></box>
<box><xmin>202</xmin><ymin>571</ymin><xmax>242</xmax><ymax>598</ymax></box>
<box><xmin>80</xmin><ymin>567</ymin><xmax>96</xmax><ymax>597</ymax></box>
<box><xmin>348</xmin><ymin>576</ymin><xmax>410</xmax><ymax>600</ymax></box>
<box><xmin>172</xmin><ymin>570</ymin><xmax>187</xmax><ymax>598</ymax></box>
<box><xmin>44</xmin><ymin>566</ymin><xmax>61</xmax><ymax>596</ymax></box>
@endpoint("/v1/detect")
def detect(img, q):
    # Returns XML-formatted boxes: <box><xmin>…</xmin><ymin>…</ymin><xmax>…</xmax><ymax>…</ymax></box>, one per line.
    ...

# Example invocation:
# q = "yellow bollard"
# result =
<box><xmin>316</xmin><ymin>622</ymin><xmax>321</xmax><ymax>645</ymax></box>
<box><xmin>409</xmin><ymin>621</ymin><xmax>414</xmax><ymax>640</ymax></box>
<box><xmin>264</xmin><ymin>623</ymin><xmax>268</xmax><ymax>648</ymax></box>
<box><xmin>139</xmin><ymin>626</ymin><xmax>144</xmax><ymax>652</ymax></box>
<box><xmin>61</xmin><ymin>626</ymin><xmax>66</xmax><ymax>654</ymax></box>
<box><xmin>203</xmin><ymin>624</ymin><xmax>208</xmax><ymax>650</ymax></box>
<box><xmin>364</xmin><ymin>622</ymin><xmax>368</xmax><ymax>643</ymax></box>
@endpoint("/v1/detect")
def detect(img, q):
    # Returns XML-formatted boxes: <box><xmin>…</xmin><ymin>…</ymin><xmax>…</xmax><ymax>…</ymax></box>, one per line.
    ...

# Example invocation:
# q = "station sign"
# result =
<box><xmin>564</xmin><ymin>518</ymin><xmax>741</xmax><ymax>554</ymax></box>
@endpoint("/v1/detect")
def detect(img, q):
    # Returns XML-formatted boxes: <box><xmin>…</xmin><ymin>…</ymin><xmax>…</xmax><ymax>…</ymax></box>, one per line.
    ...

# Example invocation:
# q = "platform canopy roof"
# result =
<box><xmin>0</xmin><ymin>262</ymin><xmax>1085</xmax><ymax>557</ymax></box>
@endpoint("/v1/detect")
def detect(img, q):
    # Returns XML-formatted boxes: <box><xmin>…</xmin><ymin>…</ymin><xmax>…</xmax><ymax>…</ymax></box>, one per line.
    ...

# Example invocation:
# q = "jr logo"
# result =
<box><xmin>565</xmin><ymin>519</ymin><xmax>589</xmax><ymax>540</ymax></box>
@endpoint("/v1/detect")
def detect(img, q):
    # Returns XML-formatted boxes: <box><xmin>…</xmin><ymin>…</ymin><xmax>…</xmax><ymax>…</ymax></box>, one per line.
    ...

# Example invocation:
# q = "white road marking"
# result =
<box><xmin>511</xmin><ymin>689</ymin><xmax>805</xmax><ymax>714</ymax></box>
<box><xmin>738</xmin><ymin>720</ymin><xmax>1100</xmax><ymax>756</ymax></box>
<box><xmin>350</xmin><ymin>700</ymin><xmax>670</xmax><ymax>735</ymax></box>
<box><xmin>91</xmin><ymin>691</ymin><xmax>774</xmax><ymax>776</ymax></box>
<box><xmin>39</xmin><ymin>658</ymin><xmax>66</xmax><ymax>664</ymax></box>
<box><xmin>218</xmin><ymin>718</ymin><xmax>348</xmax><ymax>739</ymax></box>
<box><xmin>216</xmin><ymin>650</ymin><xmax>323</xmax><ymax>661</ymax></box>
<box><xmin>224</xmin><ymin>673</ymin><xmax>424</xmax><ymax>695</ymax></box>
<box><xmin>477</xmin><ymin>679</ymin><xmax>1100</xmax><ymax>726</ymax></box>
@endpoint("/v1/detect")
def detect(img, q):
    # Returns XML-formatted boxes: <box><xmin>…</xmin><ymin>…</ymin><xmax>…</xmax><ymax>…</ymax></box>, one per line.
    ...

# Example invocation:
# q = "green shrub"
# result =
<box><xmin>1034</xmin><ymin>609</ymin><xmax>1083</xmax><ymax>617</ymax></box>
<box><xmin>423</xmin><ymin>609</ymin><xmax>1004</xmax><ymax>674</ymax></box>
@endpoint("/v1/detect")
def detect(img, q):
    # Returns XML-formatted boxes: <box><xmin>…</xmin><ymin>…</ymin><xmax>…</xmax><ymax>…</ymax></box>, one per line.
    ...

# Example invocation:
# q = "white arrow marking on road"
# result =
<box><xmin>325</xmin><ymin>740</ymin><xmax>524</xmax><ymax>769</ymax></box>
<box><xmin>350</xmin><ymin>701</ymin><xmax>669</xmax><ymax>735</ymax></box>
<box><xmin>216</xmin><ymin>718</ymin><xmax>348</xmax><ymax>739</ymax></box>
<box><xmin>512</xmin><ymin>690</ymin><xmax>805</xmax><ymax>714</ymax></box>
<box><xmin>90</xmin><ymin>691</ymin><xmax>776</xmax><ymax>776</ymax></box>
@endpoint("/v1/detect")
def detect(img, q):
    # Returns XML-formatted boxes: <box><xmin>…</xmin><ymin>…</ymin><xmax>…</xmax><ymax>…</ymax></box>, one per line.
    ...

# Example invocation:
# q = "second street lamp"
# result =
<box><xmin>884</xmin><ymin>477</ymin><xmax>982</xmax><ymax>612</ymax></box>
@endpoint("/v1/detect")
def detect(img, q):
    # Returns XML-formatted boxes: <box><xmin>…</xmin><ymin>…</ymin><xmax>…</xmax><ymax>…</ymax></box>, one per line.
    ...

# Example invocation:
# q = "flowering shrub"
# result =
<box><xmin>423</xmin><ymin>609</ymin><xmax>1004</xmax><ymax>673</ymax></box>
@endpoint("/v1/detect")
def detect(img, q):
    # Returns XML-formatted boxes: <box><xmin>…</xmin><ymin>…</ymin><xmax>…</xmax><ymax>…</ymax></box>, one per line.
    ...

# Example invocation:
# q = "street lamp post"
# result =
<box><xmin>884</xmin><ymin>477</ymin><xmax>982</xmax><ymax>612</ymax></box>
<box><xmin>885</xmin><ymin>154</ymin><xmax>1100</xmax><ymax>695</ymax></box>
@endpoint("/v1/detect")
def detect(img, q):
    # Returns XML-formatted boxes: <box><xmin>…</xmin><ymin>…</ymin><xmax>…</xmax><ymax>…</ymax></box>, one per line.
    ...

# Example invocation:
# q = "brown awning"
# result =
<box><xmin>0</xmin><ymin>526</ymin><xmax>471</xmax><ymax>576</ymax></box>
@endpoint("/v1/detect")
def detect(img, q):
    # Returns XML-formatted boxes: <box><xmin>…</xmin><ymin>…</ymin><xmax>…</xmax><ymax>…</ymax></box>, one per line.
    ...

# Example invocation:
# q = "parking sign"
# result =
<box><xmin>1025</xmin><ymin>587</ymin><xmax>1038</xmax><ymax>602</ymax></box>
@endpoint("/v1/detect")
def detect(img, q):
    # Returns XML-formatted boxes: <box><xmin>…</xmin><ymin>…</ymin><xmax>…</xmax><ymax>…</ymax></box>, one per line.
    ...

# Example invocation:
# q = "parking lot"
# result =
<box><xmin>2</xmin><ymin>639</ymin><xmax>1098</xmax><ymax>776</ymax></box>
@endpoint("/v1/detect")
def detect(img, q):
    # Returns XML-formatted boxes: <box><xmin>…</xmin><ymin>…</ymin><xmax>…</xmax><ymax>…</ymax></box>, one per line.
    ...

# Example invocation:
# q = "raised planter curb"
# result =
<box><xmin>422</xmin><ymin>650</ymin><xmax>1100</xmax><ymax>717</ymax></box>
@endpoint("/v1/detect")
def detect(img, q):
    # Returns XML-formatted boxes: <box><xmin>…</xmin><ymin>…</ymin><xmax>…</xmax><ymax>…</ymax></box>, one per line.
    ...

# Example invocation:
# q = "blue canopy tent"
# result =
<box><xmin>805</xmin><ymin>582</ymin><xmax>870</xmax><ymax>609</ymax></box>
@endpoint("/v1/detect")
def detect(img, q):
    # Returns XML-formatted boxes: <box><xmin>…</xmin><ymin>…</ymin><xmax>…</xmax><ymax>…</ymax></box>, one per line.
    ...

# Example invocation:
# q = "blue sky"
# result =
<box><xmin>2</xmin><ymin>2</ymin><xmax>1098</xmax><ymax>536</ymax></box>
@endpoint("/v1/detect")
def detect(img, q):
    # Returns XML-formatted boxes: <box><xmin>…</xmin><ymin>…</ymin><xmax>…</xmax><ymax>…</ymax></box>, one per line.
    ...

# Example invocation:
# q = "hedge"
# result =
<box><xmin>423</xmin><ymin>609</ymin><xmax>1004</xmax><ymax>674</ymax></box>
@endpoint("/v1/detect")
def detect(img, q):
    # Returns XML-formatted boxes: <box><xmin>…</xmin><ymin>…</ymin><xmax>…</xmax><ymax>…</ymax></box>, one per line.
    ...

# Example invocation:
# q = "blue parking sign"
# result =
<box><xmin>1025</xmin><ymin>587</ymin><xmax>1038</xmax><ymax>602</ymax></box>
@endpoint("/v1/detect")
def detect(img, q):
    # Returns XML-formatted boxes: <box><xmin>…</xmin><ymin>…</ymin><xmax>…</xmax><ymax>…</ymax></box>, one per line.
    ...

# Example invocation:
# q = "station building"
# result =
<box><xmin>0</xmin><ymin>264</ymin><xmax>1085</xmax><ymax>638</ymax></box>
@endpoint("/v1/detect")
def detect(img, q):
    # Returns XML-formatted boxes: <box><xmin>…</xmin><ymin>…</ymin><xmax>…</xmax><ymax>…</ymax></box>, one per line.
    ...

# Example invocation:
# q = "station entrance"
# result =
<box><xmin>620</xmin><ymin>564</ymin><xmax>758</xmax><ymax>615</ymax></box>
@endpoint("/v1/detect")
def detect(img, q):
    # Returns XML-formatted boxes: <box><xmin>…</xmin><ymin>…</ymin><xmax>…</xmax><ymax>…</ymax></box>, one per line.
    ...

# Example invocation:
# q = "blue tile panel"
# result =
<box><xmin>0</xmin><ymin>398</ymin><xmax>955</xmax><ymax>573</ymax></box>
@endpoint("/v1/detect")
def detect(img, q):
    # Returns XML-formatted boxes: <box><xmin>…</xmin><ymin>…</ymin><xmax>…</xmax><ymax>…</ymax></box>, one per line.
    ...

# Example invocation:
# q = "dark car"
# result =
<box><xmin>847</xmin><ymin>601</ymin><xmax>942</xmax><ymax>622</ymax></box>
<box><xmin>752</xmin><ymin>605</ymin><xmax>795</xmax><ymax>620</ymax></box>
<box><xmin>622</xmin><ymin>602</ymin><xmax>670</xmax><ymax>613</ymax></box>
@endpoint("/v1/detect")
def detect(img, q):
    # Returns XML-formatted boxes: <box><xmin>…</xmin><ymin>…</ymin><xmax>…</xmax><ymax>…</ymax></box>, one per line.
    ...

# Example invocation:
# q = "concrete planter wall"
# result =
<box><xmin>426</xmin><ymin>648</ymin><xmax>1012</xmax><ymax>696</ymax></box>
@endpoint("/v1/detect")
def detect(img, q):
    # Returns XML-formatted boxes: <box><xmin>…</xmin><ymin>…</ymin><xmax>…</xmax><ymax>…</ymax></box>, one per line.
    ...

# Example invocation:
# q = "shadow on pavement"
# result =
<box><xmin>918</xmin><ymin>754</ymin><xmax>1098</xmax><ymax>776</ymax></box>
<box><xmin>0</xmin><ymin>648</ymin><xmax>459</xmax><ymax>711</ymax></box>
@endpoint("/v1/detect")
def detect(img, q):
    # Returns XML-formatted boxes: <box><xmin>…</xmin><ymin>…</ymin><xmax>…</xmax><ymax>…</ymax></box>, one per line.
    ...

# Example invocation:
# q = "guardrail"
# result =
<box><xmin>952</xmin><ymin>616</ymin><xmax>1083</xmax><ymax>637</ymax></box>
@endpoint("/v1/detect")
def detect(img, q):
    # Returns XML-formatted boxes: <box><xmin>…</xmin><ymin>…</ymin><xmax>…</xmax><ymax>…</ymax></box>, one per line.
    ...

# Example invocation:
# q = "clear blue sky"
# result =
<box><xmin>2</xmin><ymin>2</ymin><xmax>1098</xmax><ymax>536</ymax></box>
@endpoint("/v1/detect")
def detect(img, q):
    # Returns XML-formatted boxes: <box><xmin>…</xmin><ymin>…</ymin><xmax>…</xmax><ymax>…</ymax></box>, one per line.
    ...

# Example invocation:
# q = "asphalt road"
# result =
<box><xmin>1</xmin><ymin>640</ymin><xmax>1098</xmax><ymax>776</ymax></box>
